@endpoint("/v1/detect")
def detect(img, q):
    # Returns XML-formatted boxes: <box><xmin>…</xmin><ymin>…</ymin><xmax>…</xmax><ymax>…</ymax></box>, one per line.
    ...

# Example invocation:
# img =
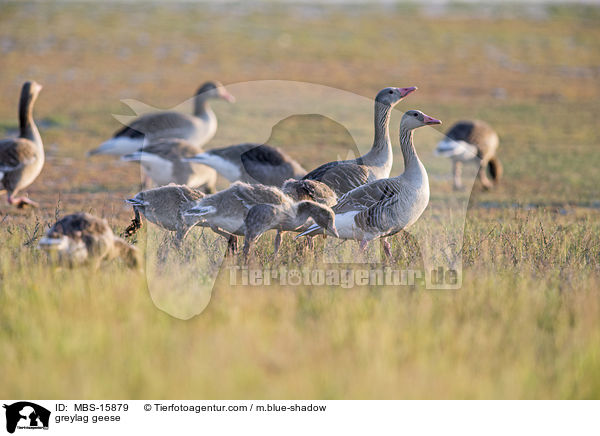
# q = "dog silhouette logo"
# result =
<box><xmin>3</xmin><ymin>402</ymin><xmax>50</xmax><ymax>434</ymax></box>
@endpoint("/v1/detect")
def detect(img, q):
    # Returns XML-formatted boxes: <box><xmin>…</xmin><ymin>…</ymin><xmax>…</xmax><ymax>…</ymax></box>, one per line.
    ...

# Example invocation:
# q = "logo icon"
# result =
<box><xmin>3</xmin><ymin>402</ymin><xmax>50</xmax><ymax>434</ymax></box>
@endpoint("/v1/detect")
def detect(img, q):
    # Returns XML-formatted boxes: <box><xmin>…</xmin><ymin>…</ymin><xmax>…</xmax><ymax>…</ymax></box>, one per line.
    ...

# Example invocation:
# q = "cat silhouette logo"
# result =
<box><xmin>3</xmin><ymin>402</ymin><xmax>50</xmax><ymax>434</ymax></box>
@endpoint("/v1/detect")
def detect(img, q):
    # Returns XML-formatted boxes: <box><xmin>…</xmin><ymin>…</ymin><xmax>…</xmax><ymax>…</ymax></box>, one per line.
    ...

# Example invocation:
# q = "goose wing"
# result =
<box><xmin>0</xmin><ymin>138</ymin><xmax>38</xmax><ymax>172</ymax></box>
<box><xmin>333</xmin><ymin>177</ymin><xmax>409</xmax><ymax>214</ymax></box>
<box><xmin>229</xmin><ymin>182</ymin><xmax>287</xmax><ymax>209</ymax></box>
<box><xmin>353</xmin><ymin>187</ymin><xmax>414</xmax><ymax>235</ymax></box>
<box><xmin>114</xmin><ymin>112</ymin><xmax>200</xmax><ymax>139</ymax></box>
<box><xmin>304</xmin><ymin>161</ymin><xmax>372</xmax><ymax>196</ymax></box>
<box><xmin>240</xmin><ymin>145</ymin><xmax>306</xmax><ymax>186</ymax></box>
<box><xmin>137</xmin><ymin>139</ymin><xmax>199</xmax><ymax>161</ymax></box>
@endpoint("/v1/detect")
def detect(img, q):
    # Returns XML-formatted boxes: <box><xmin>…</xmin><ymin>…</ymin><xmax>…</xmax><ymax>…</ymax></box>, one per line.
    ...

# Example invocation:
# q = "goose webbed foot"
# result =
<box><xmin>359</xmin><ymin>239</ymin><xmax>369</xmax><ymax>251</ymax></box>
<box><xmin>9</xmin><ymin>196</ymin><xmax>39</xmax><ymax>208</ymax></box>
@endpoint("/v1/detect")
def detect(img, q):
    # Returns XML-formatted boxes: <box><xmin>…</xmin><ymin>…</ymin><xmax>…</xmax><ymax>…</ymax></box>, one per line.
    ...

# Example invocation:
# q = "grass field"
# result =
<box><xmin>1</xmin><ymin>2</ymin><xmax>599</xmax><ymax>399</ymax></box>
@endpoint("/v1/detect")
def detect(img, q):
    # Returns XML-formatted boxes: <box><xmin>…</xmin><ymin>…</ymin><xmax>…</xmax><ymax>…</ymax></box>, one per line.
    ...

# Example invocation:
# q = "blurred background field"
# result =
<box><xmin>0</xmin><ymin>2</ymin><xmax>599</xmax><ymax>399</ymax></box>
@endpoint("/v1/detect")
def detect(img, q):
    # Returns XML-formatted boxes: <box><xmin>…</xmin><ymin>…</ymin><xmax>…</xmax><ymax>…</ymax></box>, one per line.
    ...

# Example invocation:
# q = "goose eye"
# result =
<box><xmin>388</xmin><ymin>90</ymin><xmax>393</xmax><ymax>94</ymax></box>
<box><xmin>413</xmin><ymin>113</ymin><xmax>418</xmax><ymax>117</ymax></box>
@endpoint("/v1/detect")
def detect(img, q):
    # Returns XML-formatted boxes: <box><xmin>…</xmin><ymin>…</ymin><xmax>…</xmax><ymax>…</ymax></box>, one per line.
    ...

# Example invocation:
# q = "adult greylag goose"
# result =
<box><xmin>38</xmin><ymin>213</ymin><xmax>141</xmax><ymax>269</ymax></box>
<box><xmin>299</xmin><ymin>110</ymin><xmax>441</xmax><ymax>259</ymax></box>
<box><xmin>121</xmin><ymin>138</ymin><xmax>217</xmax><ymax>192</ymax></box>
<box><xmin>124</xmin><ymin>184</ymin><xmax>205</xmax><ymax>242</ymax></box>
<box><xmin>435</xmin><ymin>119</ymin><xmax>501</xmax><ymax>190</ymax></box>
<box><xmin>0</xmin><ymin>81</ymin><xmax>44</xmax><ymax>207</ymax></box>
<box><xmin>88</xmin><ymin>81</ymin><xmax>235</xmax><ymax>156</ymax></box>
<box><xmin>184</xmin><ymin>143</ymin><xmax>306</xmax><ymax>186</ymax></box>
<box><xmin>183</xmin><ymin>180</ymin><xmax>337</xmax><ymax>255</ymax></box>
<box><xmin>302</xmin><ymin>86</ymin><xmax>417</xmax><ymax>196</ymax></box>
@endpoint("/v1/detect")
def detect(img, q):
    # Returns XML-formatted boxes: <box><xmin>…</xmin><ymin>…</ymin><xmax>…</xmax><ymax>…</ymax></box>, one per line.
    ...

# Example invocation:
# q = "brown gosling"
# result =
<box><xmin>183</xmin><ymin>180</ymin><xmax>338</xmax><ymax>258</ymax></box>
<box><xmin>38</xmin><ymin>213</ymin><xmax>141</xmax><ymax>269</ymax></box>
<box><xmin>125</xmin><ymin>184</ymin><xmax>205</xmax><ymax>243</ymax></box>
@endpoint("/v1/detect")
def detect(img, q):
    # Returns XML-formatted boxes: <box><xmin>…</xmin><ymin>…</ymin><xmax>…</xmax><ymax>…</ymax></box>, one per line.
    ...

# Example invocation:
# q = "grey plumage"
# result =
<box><xmin>281</xmin><ymin>178</ymin><xmax>338</xmax><ymax>206</ymax></box>
<box><xmin>303</xmin><ymin>86</ymin><xmax>417</xmax><ymax>196</ymax></box>
<box><xmin>125</xmin><ymin>184</ymin><xmax>206</xmax><ymax>241</ymax></box>
<box><xmin>185</xmin><ymin>143</ymin><xmax>306</xmax><ymax>186</ymax></box>
<box><xmin>299</xmin><ymin>109</ymin><xmax>440</xmax><ymax>258</ymax></box>
<box><xmin>121</xmin><ymin>138</ymin><xmax>217</xmax><ymax>192</ymax></box>
<box><xmin>183</xmin><ymin>181</ymin><xmax>337</xmax><ymax>255</ymax></box>
<box><xmin>88</xmin><ymin>81</ymin><xmax>234</xmax><ymax>156</ymax></box>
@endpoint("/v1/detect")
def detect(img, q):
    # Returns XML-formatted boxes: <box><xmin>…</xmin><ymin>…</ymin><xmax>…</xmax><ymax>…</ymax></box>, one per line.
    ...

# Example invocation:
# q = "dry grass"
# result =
<box><xmin>0</xmin><ymin>2</ymin><xmax>599</xmax><ymax>399</ymax></box>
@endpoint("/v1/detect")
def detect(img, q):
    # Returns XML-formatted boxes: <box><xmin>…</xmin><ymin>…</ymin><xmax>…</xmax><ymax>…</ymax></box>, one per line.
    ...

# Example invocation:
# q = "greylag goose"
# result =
<box><xmin>435</xmin><ymin>119</ymin><xmax>501</xmax><ymax>190</ymax></box>
<box><xmin>302</xmin><ymin>86</ymin><xmax>417</xmax><ymax>196</ymax></box>
<box><xmin>183</xmin><ymin>180</ymin><xmax>338</xmax><ymax>255</ymax></box>
<box><xmin>88</xmin><ymin>81</ymin><xmax>235</xmax><ymax>156</ymax></box>
<box><xmin>38</xmin><ymin>213</ymin><xmax>141</xmax><ymax>269</ymax></box>
<box><xmin>184</xmin><ymin>143</ymin><xmax>306</xmax><ymax>186</ymax></box>
<box><xmin>299</xmin><ymin>110</ymin><xmax>441</xmax><ymax>259</ymax></box>
<box><xmin>0</xmin><ymin>81</ymin><xmax>44</xmax><ymax>207</ymax></box>
<box><xmin>125</xmin><ymin>184</ymin><xmax>205</xmax><ymax>242</ymax></box>
<box><xmin>121</xmin><ymin>138</ymin><xmax>217</xmax><ymax>192</ymax></box>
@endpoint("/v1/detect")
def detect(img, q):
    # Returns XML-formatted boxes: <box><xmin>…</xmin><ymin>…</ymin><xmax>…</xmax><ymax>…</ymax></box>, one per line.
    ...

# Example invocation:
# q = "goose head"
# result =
<box><xmin>195</xmin><ymin>81</ymin><xmax>235</xmax><ymax>103</ymax></box>
<box><xmin>19</xmin><ymin>81</ymin><xmax>43</xmax><ymax>113</ymax></box>
<box><xmin>298</xmin><ymin>201</ymin><xmax>339</xmax><ymax>238</ymax></box>
<box><xmin>375</xmin><ymin>86</ymin><xmax>417</xmax><ymax>107</ymax></box>
<box><xmin>22</xmin><ymin>81</ymin><xmax>43</xmax><ymax>100</ymax></box>
<box><xmin>401</xmin><ymin>110</ymin><xmax>442</xmax><ymax>131</ymax></box>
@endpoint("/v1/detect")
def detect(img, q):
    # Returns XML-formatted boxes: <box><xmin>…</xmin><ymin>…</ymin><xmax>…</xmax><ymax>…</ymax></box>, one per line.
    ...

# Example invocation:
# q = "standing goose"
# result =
<box><xmin>185</xmin><ymin>143</ymin><xmax>306</xmax><ymax>186</ymax></box>
<box><xmin>38</xmin><ymin>213</ymin><xmax>141</xmax><ymax>269</ymax></box>
<box><xmin>121</xmin><ymin>138</ymin><xmax>217</xmax><ymax>192</ymax></box>
<box><xmin>299</xmin><ymin>110</ymin><xmax>441</xmax><ymax>259</ymax></box>
<box><xmin>0</xmin><ymin>81</ymin><xmax>44</xmax><ymax>207</ymax></box>
<box><xmin>302</xmin><ymin>86</ymin><xmax>417</xmax><ymax>196</ymax></box>
<box><xmin>183</xmin><ymin>181</ymin><xmax>338</xmax><ymax>255</ymax></box>
<box><xmin>88</xmin><ymin>81</ymin><xmax>235</xmax><ymax>156</ymax></box>
<box><xmin>435</xmin><ymin>119</ymin><xmax>501</xmax><ymax>190</ymax></box>
<box><xmin>124</xmin><ymin>184</ymin><xmax>205</xmax><ymax>242</ymax></box>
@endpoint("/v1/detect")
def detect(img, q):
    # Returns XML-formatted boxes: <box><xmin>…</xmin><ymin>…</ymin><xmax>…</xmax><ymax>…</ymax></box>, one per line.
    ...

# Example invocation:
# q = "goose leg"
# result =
<box><xmin>8</xmin><ymin>192</ymin><xmax>38</xmax><ymax>208</ymax></box>
<box><xmin>478</xmin><ymin>159</ymin><xmax>493</xmax><ymax>190</ymax></box>
<box><xmin>381</xmin><ymin>237</ymin><xmax>393</xmax><ymax>261</ymax></box>
<box><xmin>274</xmin><ymin>231</ymin><xmax>282</xmax><ymax>255</ymax></box>
<box><xmin>227</xmin><ymin>235</ymin><xmax>238</xmax><ymax>256</ymax></box>
<box><xmin>242</xmin><ymin>238</ymin><xmax>254</xmax><ymax>263</ymax></box>
<box><xmin>452</xmin><ymin>160</ymin><xmax>463</xmax><ymax>191</ymax></box>
<box><xmin>210</xmin><ymin>226</ymin><xmax>238</xmax><ymax>256</ymax></box>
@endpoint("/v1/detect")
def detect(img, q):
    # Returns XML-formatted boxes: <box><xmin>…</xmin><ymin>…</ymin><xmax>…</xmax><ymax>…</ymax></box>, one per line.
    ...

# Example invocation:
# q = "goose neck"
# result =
<box><xmin>362</xmin><ymin>101</ymin><xmax>392</xmax><ymax>165</ymax></box>
<box><xmin>18</xmin><ymin>92</ymin><xmax>42</xmax><ymax>148</ymax></box>
<box><xmin>399</xmin><ymin>127</ymin><xmax>418</xmax><ymax>169</ymax></box>
<box><xmin>193</xmin><ymin>95</ymin><xmax>214</xmax><ymax>118</ymax></box>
